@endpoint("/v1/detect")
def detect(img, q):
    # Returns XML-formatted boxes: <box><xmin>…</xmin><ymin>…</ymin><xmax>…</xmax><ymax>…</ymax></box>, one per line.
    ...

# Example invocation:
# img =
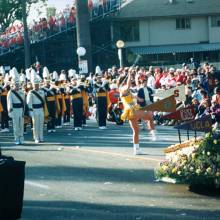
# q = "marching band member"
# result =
<box><xmin>70</xmin><ymin>78</ymin><xmax>83</xmax><ymax>130</ymax></box>
<box><xmin>119</xmin><ymin>69</ymin><xmax>156</xmax><ymax>155</ymax></box>
<box><xmin>59</xmin><ymin>70</ymin><xmax>71</xmax><ymax>126</ymax></box>
<box><xmin>43</xmin><ymin>79</ymin><xmax>57</xmax><ymax>133</ymax></box>
<box><xmin>27</xmin><ymin>69</ymin><xmax>46</xmax><ymax>143</ymax></box>
<box><xmin>55</xmin><ymin>80</ymin><xmax>66</xmax><ymax>128</ymax></box>
<box><xmin>63</xmin><ymin>84</ymin><xmax>71</xmax><ymax>126</ymax></box>
<box><xmin>79</xmin><ymin>75</ymin><xmax>89</xmax><ymax>126</ymax></box>
<box><xmin>7</xmin><ymin>76</ymin><xmax>25</xmax><ymax>145</ymax></box>
<box><xmin>94</xmin><ymin>74</ymin><xmax>110</xmax><ymax>129</ymax></box>
<box><xmin>0</xmin><ymin>70</ymin><xmax>11</xmax><ymax>133</ymax></box>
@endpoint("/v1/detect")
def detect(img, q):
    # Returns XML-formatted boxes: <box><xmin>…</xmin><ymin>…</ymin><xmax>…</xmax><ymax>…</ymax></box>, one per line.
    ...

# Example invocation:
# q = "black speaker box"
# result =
<box><xmin>0</xmin><ymin>155</ymin><xmax>25</xmax><ymax>220</ymax></box>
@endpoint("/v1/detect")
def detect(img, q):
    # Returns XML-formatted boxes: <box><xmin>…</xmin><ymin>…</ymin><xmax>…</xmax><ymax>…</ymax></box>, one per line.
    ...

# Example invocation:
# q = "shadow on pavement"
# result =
<box><xmin>22</xmin><ymin>200</ymin><xmax>220</xmax><ymax>220</ymax></box>
<box><xmin>25</xmin><ymin>166</ymin><xmax>155</xmax><ymax>184</ymax></box>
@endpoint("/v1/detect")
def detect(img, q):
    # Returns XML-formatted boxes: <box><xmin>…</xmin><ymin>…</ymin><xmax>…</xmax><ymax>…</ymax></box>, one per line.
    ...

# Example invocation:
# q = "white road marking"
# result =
<box><xmin>25</xmin><ymin>180</ymin><xmax>50</xmax><ymax>190</ymax></box>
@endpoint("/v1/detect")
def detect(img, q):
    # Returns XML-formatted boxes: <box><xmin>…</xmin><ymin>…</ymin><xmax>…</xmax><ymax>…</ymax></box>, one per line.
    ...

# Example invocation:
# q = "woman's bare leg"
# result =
<box><xmin>129</xmin><ymin>118</ymin><xmax>139</xmax><ymax>144</ymax></box>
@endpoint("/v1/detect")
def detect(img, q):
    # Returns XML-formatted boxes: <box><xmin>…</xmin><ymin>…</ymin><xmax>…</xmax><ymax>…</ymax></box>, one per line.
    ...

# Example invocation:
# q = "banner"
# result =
<box><xmin>163</xmin><ymin>106</ymin><xmax>195</xmax><ymax>121</ymax></box>
<box><xmin>174</xmin><ymin>116</ymin><xmax>212</xmax><ymax>132</ymax></box>
<box><xmin>155</xmin><ymin>85</ymin><xmax>186</xmax><ymax>102</ymax></box>
<box><xmin>141</xmin><ymin>95</ymin><xmax>176</xmax><ymax>112</ymax></box>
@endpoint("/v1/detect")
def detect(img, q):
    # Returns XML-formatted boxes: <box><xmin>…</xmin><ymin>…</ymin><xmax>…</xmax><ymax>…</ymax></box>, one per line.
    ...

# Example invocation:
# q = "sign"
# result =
<box><xmin>163</xmin><ymin>106</ymin><xmax>195</xmax><ymax>121</ymax></box>
<box><xmin>155</xmin><ymin>85</ymin><xmax>186</xmax><ymax>102</ymax></box>
<box><xmin>142</xmin><ymin>95</ymin><xmax>176</xmax><ymax>112</ymax></box>
<box><xmin>174</xmin><ymin>116</ymin><xmax>212</xmax><ymax>132</ymax></box>
<box><xmin>78</xmin><ymin>60</ymin><xmax>88</xmax><ymax>74</ymax></box>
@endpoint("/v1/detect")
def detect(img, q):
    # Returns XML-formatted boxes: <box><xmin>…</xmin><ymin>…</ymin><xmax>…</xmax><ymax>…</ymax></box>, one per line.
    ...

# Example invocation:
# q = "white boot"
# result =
<box><xmin>150</xmin><ymin>130</ymin><xmax>157</xmax><ymax>141</ymax></box>
<box><xmin>133</xmin><ymin>144</ymin><xmax>143</xmax><ymax>155</ymax></box>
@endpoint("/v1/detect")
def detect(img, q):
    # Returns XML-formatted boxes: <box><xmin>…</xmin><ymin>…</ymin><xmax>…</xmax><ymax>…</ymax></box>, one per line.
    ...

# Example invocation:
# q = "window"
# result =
<box><xmin>114</xmin><ymin>20</ymin><xmax>140</xmax><ymax>42</ymax></box>
<box><xmin>211</xmin><ymin>16</ymin><xmax>220</xmax><ymax>27</ymax></box>
<box><xmin>176</xmin><ymin>17</ymin><xmax>191</xmax><ymax>29</ymax></box>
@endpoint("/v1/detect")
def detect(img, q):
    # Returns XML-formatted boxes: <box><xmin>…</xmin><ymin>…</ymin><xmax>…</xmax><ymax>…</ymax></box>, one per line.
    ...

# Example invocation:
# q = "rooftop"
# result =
<box><xmin>116</xmin><ymin>0</ymin><xmax>220</xmax><ymax>19</ymax></box>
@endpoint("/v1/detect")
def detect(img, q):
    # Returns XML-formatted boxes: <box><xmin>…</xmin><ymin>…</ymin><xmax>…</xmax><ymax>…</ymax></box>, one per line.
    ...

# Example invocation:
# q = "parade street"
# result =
<box><xmin>1</xmin><ymin>120</ymin><xmax>220</xmax><ymax>220</ymax></box>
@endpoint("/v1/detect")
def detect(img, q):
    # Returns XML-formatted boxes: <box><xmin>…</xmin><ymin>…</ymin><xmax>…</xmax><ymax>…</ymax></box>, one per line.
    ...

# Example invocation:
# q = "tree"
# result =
<box><xmin>46</xmin><ymin>6</ymin><xmax>56</xmax><ymax>19</ymax></box>
<box><xmin>0</xmin><ymin>0</ymin><xmax>46</xmax><ymax>30</ymax></box>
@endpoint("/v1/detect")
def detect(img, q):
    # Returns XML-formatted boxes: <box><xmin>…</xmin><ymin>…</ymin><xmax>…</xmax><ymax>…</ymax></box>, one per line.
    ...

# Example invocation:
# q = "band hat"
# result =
<box><xmin>52</xmin><ymin>71</ymin><xmax>59</xmax><ymax>81</ymax></box>
<box><xmin>20</xmin><ymin>73</ymin><xmax>26</xmax><ymax>83</ymax></box>
<box><xmin>10</xmin><ymin>67</ymin><xmax>19</xmax><ymax>80</ymax></box>
<box><xmin>95</xmin><ymin>65</ymin><xmax>102</xmax><ymax>74</ymax></box>
<box><xmin>110</xmin><ymin>83</ymin><xmax>118</xmax><ymax>90</ymax></box>
<box><xmin>59</xmin><ymin>72</ymin><xmax>66</xmax><ymax>81</ymax></box>
<box><xmin>43</xmin><ymin>66</ymin><xmax>50</xmax><ymax>79</ymax></box>
<box><xmin>0</xmin><ymin>66</ymin><xmax>5</xmax><ymax>75</ymax></box>
<box><xmin>80</xmin><ymin>74</ymin><xmax>86</xmax><ymax>79</ymax></box>
<box><xmin>68</xmin><ymin>69</ymin><xmax>76</xmax><ymax>78</ymax></box>
<box><xmin>12</xmin><ymin>77</ymin><xmax>20</xmax><ymax>86</ymax></box>
<box><xmin>30</xmin><ymin>69</ymin><xmax>40</xmax><ymax>84</ymax></box>
<box><xmin>25</xmin><ymin>68</ymin><xmax>31</xmax><ymax>80</ymax></box>
<box><xmin>4</xmin><ymin>73</ymin><xmax>10</xmax><ymax>84</ymax></box>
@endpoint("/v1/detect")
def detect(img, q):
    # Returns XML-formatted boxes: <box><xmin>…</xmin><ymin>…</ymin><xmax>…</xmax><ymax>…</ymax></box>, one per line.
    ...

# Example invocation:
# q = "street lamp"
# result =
<box><xmin>76</xmin><ymin>47</ymin><xmax>88</xmax><ymax>75</ymax></box>
<box><xmin>116</xmin><ymin>40</ymin><xmax>125</xmax><ymax>68</ymax></box>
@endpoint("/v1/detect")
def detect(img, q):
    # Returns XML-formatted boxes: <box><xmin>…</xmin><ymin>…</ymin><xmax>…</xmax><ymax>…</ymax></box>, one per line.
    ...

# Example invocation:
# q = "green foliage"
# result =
<box><xmin>155</xmin><ymin>132</ymin><xmax>220</xmax><ymax>188</ymax></box>
<box><xmin>0</xmin><ymin>0</ymin><xmax>46</xmax><ymax>30</ymax></box>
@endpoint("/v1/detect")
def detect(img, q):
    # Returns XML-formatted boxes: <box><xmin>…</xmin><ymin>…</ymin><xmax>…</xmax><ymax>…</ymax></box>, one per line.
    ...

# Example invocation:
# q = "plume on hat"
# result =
<box><xmin>95</xmin><ymin>66</ymin><xmax>102</xmax><ymax>75</ymax></box>
<box><xmin>20</xmin><ymin>73</ymin><xmax>26</xmax><ymax>83</ymax></box>
<box><xmin>43</xmin><ymin>66</ymin><xmax>50</xmax><ymax>79</ymax></box>
<box><xmin>59</xmin><ymin>72</ymin><xmax>66</xmax><ymax>81</ymax></box>
<box><xmin>68</xmin><ymin>69</ymin><xmax>76</xmax><ymax>78</ymax></box>
<box><xmin>0</xmin><ymin>66</ymin><xmax>5</xmax><ymax>75</ymax></box>
<box><xmin>30</xmin><ymin>69</ymin><xmax>40</xmax><ymax>84</ymax></box>
<box><xmin>10</xmin><ymin>67</ymin><xmax>19</xmax><ymax>80</ymax></box>
<box><xmin>52</xmin><ymin>71</ymin><xmax>59</xmax><ymax>81</ymax></box>
<box><xmin>25</xmin><ymin>68</ymin><xmax>31</xmax><ymax>80</ymax></box>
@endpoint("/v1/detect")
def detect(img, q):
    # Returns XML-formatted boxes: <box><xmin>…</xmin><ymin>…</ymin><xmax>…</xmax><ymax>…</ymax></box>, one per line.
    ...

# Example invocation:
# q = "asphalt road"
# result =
<box><xmin>1</xmin><ymin>119</ymin><xmax>220</xmax><ymax>220</ymax></box>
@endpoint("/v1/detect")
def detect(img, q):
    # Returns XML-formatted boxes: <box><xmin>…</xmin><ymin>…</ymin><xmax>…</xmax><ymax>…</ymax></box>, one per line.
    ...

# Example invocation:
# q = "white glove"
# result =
<box><xmin>29</xmin><ymin>111</ymin><xmax>33</xmax><ymax>118</ymax></box>
<box><xmin>8</xmin><ymin>112</ymin><xmax>13</xmax><ymax>118</ymax></box>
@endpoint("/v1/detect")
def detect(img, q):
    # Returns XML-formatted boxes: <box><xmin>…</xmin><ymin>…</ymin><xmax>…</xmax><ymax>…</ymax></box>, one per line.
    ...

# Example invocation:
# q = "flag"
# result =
<box><xmin>155</xmin><ymin>85</ymin><xmax>186</xmax><ymax>102</ymax></box>
<box><xmin>141</xmin><ymin>95</ymin><xmax>176</xmax><ymax>112</ymax></box>
<box><xmin>174</xmin><ymin>116</ymin><xmax>212</xmax><ymax>132</ymax></box>
<box><xmin>163</xmin><ymin>106</ymin><xmax>195</xmax><ymax>121</ymax></box>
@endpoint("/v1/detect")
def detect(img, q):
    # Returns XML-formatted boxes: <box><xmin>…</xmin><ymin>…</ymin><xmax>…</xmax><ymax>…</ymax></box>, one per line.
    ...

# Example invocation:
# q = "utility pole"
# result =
<box><xmin>75</xmin><ymin>0</ymin><xmax>93</xmax><ymax>74</ymax></box>
<box><xmin>21</xmin><ymin>0</ymin><xmax>31</xmax><ymax>68</ymax></box>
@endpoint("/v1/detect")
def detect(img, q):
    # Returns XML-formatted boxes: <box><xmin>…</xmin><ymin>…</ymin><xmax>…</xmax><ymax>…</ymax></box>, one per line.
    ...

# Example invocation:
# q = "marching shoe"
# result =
<box><xmin>99</xmin><ymin>126</ymin><xmax>107</xmax><ymax>130</ymax></box>
<box><xmin>75</xmin><ymin>127</ymin><xmax>80</xmax><ymax>131</ymax></box>
<box><xmin>134</xmin><ymin>148</ymin><xmax>143</xmax><ymax>155</ymax></box>
<box><xmin>48</xmin><ymin>130</ymin><xmax>52</xmax><ymax>133</ymax></box>
<box><xmin>35</xmin><ymin>139</ymin><xmax>40</xmax><ymax>144</ymax></box>
<box><xmin>15</xmin><ymin>141</ymin><xmax>20</xmax><ymax>145</ymax></box>
<box><xmin>150</xmin><ymin>130</ymin><xmax>157</xmax><ymax>141</ymax></box>
<box><xmin>4</xmin><ymin>128</ymin><xmax>9</xmax><ymax>132</ymax></box>
<box><xmin>20</xmin><ymin>137</ymin><xmax>24</xmax><ymax>145</ymax></box>
<box><xmin>133</xmin><ymin>144</ymin><xmax>143</xmax><ymax>155</ymax></box>
<box><xmin>0</xmin><ymin>128</ymin><xmax>7</xmax><ymax>133</ymax></box>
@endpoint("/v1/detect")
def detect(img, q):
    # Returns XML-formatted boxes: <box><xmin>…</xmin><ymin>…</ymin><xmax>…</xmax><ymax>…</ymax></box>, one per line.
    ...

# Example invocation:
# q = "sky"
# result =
<box><xmin>27</xmin><ymin>0</ymin><xmax>74</xmax><ymax>24</ymax></box>
<box><xmin>46</xmin><ymin>0</ymin><xmax>74</xmax><ymax>11</ymax></box>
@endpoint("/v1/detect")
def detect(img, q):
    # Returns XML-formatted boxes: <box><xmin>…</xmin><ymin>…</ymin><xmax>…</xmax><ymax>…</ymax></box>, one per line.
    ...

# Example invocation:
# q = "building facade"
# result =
<box><xmin>112</xmin><ymin>0</ymin><xmax>220</xmax><ymax>68</ymax></box>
